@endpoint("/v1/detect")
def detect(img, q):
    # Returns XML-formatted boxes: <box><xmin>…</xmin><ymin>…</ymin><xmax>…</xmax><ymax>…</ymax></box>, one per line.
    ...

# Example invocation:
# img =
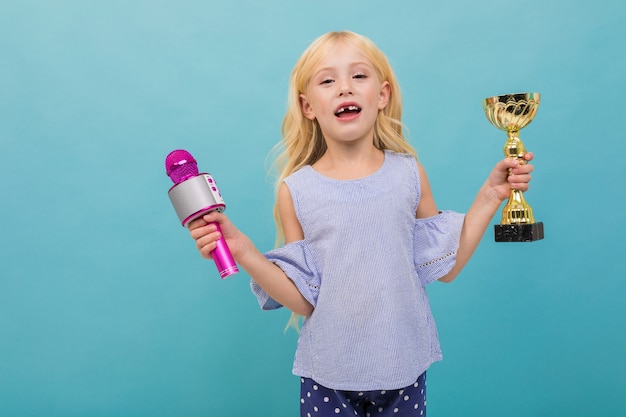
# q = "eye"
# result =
<box><xmin>319</xmin><ymin>78</ymin><xmax>334</xmax><ymax>85</ymax></box>
<box><xmin>353</xmin><ymin>72</ymin><xmax>367</xmax><ymax>79</ymax></box>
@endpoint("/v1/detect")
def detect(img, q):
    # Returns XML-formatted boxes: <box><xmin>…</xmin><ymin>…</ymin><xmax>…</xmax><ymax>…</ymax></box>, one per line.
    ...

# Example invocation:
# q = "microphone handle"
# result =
<box><xmin>210</xmin><ymin>222</ymin><xmax>239</xmax><ymax>279</ymax></box>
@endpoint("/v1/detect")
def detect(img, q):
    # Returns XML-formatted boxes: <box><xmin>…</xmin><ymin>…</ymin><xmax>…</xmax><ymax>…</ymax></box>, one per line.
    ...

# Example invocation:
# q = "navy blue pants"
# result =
<box><xmin>300</xmin><ymin>372</ymin><xmax>426</xmax><ymax>417</ymax></box>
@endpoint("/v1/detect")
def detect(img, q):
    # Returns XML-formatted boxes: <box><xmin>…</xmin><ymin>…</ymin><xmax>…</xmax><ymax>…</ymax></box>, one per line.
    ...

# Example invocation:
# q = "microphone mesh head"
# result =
<box><xmin>165</xmin><ymin>149</ymin><xmax>199</xmax><ymax>184</ymax></box>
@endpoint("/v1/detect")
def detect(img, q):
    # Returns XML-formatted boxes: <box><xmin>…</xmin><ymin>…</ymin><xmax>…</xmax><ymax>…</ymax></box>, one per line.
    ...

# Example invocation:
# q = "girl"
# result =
<box><xmin>189</xmin><ymin>31</ymin><xmax>534</xmax><ymax>417</ymax></box>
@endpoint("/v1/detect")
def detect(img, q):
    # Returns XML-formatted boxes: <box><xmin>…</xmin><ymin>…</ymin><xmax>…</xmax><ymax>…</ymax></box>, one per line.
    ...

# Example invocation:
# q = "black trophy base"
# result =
<box><xmin>494</xmin><ymin>222</ymin><xmax>544</xmax><ymax>242</ymax></box>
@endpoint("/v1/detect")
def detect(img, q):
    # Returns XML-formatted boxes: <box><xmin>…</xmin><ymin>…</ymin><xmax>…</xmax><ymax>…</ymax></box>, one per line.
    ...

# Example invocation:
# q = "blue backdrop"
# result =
<box><xmin>1</xmin><ymin>1</ymin><xmax>624</xmax><ymax>416</ymax></box>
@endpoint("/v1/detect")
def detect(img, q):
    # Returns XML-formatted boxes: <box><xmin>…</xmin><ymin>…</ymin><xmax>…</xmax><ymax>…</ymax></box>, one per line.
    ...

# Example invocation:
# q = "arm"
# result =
<box><xmin>415</xmin><ymin>154</ymin><xmax>534</xmax><ymax>283</ymax></box>
<box><xmin>188</xmin><ymin>187</ymin><xmax>313</xmax><ymax>316</ymax></box>
<box><xmin>277</xmin><ymin>182</ymin><xmax>305</xmax><ymax>244</ymax></box>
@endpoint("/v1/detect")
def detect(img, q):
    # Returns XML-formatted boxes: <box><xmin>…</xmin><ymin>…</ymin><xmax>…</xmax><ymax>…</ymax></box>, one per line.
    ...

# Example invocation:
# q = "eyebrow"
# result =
<box><xmin>313</xmin><ymin>61</ymin><xmax>374</xmax><ymax>77</ymax></box>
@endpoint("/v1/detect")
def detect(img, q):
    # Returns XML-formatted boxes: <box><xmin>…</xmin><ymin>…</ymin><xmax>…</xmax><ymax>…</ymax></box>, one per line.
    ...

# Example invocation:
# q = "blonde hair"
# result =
<box><xmin>269</xmin><ymin>31</ymin><xmax>417</xmax><ymax>329</ymax></box>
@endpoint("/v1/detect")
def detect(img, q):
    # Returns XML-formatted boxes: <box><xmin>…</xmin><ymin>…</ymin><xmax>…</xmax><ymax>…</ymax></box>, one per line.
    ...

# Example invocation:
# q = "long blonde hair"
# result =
<box><xmin>269</xmin><ymin>31</ymin><xmax>417</xmax><ymax>329</ymax></box>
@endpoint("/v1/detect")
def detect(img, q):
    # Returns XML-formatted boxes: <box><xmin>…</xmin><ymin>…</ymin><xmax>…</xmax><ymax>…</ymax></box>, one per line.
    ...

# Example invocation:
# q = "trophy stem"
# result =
<box><xmin>501</xmin><ymin>133</ymin><xmax>535</xmax><ymax>224</ymax></box>
<box><xmin>504</xmin><ymin>131</ymin><xmax>527</xmax><ymax>162</ymax></box>
<box><xmin>501</xmin><ymin>189</ymin><xmax>536</xmax><ymax>224</ymax></box>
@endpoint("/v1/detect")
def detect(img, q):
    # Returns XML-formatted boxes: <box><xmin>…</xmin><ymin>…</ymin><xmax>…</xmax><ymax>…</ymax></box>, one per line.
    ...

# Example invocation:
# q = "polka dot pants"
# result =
<box><xmin>300</xmin><ymin>372</ymin><xmax>426</xmax><ymax>417</ymax></box>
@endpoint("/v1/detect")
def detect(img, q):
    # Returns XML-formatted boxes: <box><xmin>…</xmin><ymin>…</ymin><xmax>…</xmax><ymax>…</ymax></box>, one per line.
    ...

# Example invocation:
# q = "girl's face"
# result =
<box><xmin>299</xmin><ymin>41</ymin><xmax>390</xmax><ymax>148</ymax></box>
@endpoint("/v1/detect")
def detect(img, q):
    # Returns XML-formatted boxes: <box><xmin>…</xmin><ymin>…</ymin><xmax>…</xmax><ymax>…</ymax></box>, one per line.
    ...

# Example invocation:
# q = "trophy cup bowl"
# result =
<box><xmin>482</xmin><ymin>92</ymin><xmax>544</xmax><ymax>242</ymax></box>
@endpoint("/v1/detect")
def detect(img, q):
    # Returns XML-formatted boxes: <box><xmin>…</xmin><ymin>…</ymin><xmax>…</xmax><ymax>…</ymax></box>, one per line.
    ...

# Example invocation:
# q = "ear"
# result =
<box><xmin>300</xmin><ymin>94</ymin><xmax>316</xmax><ymax>120</ymax></box>
<box><xmin>378</xmin><ymin>81</ymin><xmax>390</xmax><ymax>110</ymax></box>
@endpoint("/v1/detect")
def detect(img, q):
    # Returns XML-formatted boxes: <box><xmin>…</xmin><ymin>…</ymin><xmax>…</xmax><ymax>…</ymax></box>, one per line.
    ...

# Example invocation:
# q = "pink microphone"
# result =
<box><xmin>165</xmin><ymin>149</ymin><xmax>239</xmax><ymax>278</ymax></box>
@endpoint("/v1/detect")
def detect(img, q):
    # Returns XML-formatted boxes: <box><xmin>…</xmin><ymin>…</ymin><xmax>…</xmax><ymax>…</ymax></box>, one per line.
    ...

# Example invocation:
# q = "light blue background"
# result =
<box><xmin>1</xmin><ymin>1</ymin><xmax>624</xmax><ymax>416</ymax></box>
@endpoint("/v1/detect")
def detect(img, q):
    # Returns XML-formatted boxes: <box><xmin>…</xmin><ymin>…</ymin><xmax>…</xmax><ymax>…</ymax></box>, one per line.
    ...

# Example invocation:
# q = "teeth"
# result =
<box><xmin>336</xmin><ymin>105</ymin><xmax>360</xmax><ymax>114</ymax></box>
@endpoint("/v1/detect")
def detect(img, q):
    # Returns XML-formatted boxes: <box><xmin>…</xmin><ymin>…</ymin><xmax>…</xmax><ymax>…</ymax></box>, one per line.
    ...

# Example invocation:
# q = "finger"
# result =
<box><xmin>189</xmin><ymin>222</ymin><xmax>217</xmax><ymax>240</ymax></box>
<box><xmin>509</xmin><ymin>182</ymin><xmax>530</xmax><ymax>192</ymax></box>
<box><xmin>195</xmin><ymin>228</ymin><xmax>222</xmax><ymax>249</ymax></box>
<box><xmin>202</xmin><ymin>211</ymin><xmax>222</xmax><ymax>223</ymax></box>
<box><xmin>508</xmin><ymin>172</ymin><xmax>532</xmax><ymax>190</ymax></box>
<box><xmin>508</xmin><ymin>172</ymin><xmax>532</xmax><ymax>183</ymax></box>
<box><xmin>199</xmin><ymin>242</ymin><xmax>217</xmax><ymax>259</ymax></box>
<box><xmin>195</xmin><ymin>241</ymin><xmax>215</xmax><ymax>260</ymax></box>
<box><xmin>187</xmin><ymin>217</ymin><xmax>207</xmax><ymax>231</ymax></box>
<box><xmin>196</xmin><ymin>231</ymin><xmax>222</xmax><ymax>259</ymax></box>
<box><xmin>502</xmin><ymin>157</ymin><xmax>523</xmax><ymax>170</ymax></box>
<box><xmin>511</xmin><ymin>163</ymin><xmax>534</xmax><ymax>175</ymax></box>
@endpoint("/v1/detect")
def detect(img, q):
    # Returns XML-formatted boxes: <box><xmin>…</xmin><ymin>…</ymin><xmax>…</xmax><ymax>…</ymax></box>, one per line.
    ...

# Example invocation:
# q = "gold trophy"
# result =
<box><xmin>482</xmin><ymin>92</ymin><xmax>544</xmax><ymax>242</ymax></box>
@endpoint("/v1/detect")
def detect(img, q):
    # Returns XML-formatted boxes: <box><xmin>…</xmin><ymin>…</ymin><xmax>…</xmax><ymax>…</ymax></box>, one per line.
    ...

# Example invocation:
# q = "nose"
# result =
<box><xmin>338</xmin><ymin>79</ymin><xmax>353</xmax><ymax>96</ymax></box>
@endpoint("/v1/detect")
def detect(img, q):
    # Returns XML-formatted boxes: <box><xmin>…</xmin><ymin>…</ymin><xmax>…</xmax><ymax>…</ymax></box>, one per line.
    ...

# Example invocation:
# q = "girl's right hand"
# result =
<box><xmin>188</xmin><ymin>211</ymin><xmax>247</xmax><ymax>261</ymax></box>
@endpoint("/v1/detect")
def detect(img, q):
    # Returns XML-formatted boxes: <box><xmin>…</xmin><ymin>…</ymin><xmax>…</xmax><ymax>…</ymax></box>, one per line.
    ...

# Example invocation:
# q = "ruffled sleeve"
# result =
<box><xmin>250</xmin><ymin>240</ymin><xmax>321</xmax><ymax>310</ymax></box>
<box><xmin>414</xmin><ymin>210</ymin><xmax>465</xmax><ymax>286</ymax></box>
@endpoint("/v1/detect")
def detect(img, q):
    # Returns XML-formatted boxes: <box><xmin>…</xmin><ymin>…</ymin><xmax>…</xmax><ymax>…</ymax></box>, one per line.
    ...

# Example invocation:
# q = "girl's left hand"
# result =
<box><xmin>487</xmin><ymin>152</ymin><xmax>534</xmax><ymax>202</ymax></box>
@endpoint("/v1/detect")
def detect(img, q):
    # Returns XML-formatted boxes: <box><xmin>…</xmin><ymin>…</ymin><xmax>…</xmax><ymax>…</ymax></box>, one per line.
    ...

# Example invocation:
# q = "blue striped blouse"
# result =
<box><xmin>252</xmin><ymin>150</ymin><xmax>465</xmax><ymax>391</ymax></box>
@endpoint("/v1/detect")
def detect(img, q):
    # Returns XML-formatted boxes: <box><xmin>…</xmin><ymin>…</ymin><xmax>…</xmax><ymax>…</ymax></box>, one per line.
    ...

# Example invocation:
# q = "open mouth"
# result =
<box><xmin>335</xmin><ymin>105</ymin><xmax>362</xmax><ymax>118</ymax></box>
